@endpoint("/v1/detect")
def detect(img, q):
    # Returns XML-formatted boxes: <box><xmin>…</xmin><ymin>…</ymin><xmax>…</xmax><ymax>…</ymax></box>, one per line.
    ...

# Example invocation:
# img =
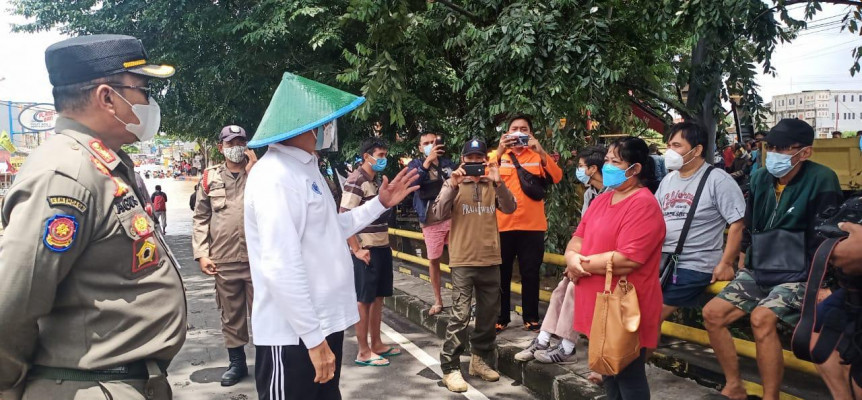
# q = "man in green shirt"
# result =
<box><xmin>702</xmin><ymin>118</ymin><xmax>842</xmax><ymax>400</ymax></box>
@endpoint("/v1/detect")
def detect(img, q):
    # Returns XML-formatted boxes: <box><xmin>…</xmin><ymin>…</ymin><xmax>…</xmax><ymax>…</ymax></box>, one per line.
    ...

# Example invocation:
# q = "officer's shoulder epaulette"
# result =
<box><xmin>27</xmin><ymin>134</ymin><xmax>84</xmax><ymax>182</ymax></box>
<box><xmin>201</xmin><ymin>164</ymin><xmax>224</xmax><ymax>195</ymax></box>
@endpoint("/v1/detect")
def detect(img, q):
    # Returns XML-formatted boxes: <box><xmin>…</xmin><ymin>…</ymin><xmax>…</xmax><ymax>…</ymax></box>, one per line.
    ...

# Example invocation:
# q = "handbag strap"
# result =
<box><xmin>604</xmin><ymin>251</ymin><xmax>620</xmax><ymax>293</ymax></box>
<box><xmin>673</xmin><ymin>166</ymin><xmax>715</xmax><ymax>255</ymax></box>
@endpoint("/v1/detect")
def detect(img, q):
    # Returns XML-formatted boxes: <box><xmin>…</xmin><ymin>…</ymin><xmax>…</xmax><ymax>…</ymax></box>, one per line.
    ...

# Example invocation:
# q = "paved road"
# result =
<box><xmin>147</xmin><ymin>176</ymin><xmax>537</xmax><ymax>400</ymax></box>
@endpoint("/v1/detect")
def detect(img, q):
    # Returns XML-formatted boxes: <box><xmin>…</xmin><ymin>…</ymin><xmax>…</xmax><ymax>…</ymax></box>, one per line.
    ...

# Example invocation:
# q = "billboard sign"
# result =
<box><xmin>17</xmin><ymin>104</ymin><xmax>58</xmax><ymax>132</ymax></box>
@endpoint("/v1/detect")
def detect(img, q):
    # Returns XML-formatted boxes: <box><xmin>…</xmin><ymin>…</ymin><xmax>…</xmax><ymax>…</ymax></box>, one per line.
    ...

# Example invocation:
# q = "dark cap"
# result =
<box><xmin>45</xmin><ymin>34</ymin><xmax>175</xmax><ymax>86</ymax></box>
<box><xmin>765</xmin><ymin>119</ymin><xmax>815</xmax><ymax>148</ymax></box>
<box><xmin>219</xmin><ymin>125</ymin><xmax>247</xmax><ymax>142</ymax></box>
<box><xmin>462</xmin><ymin>139</ymin><xmax>488</xmax><ymax>156</ymax></box>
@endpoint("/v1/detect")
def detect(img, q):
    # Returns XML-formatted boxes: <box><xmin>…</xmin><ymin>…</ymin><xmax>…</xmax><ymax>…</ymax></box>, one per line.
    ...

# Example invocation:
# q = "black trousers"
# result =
<box><xmin>255</xmin><ymin>331</ymin><xmax>344</xmax><ymax>400</ymax></box>
<box><xmin>603</xmin><ymin>348</ymin><xmax>650</xmax><ymax>400</ymax></box>
<box><xmin>498</xmin><ymin>230</ymin><xmax>545</xmax><ymax>324</ymax></box>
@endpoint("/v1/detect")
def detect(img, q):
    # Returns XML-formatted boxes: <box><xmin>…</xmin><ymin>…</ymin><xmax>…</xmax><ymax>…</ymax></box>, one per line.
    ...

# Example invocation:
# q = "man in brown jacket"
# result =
<box><xmin>192</xmin><ymin>125</ymin><xmax>257</xmax><ymax>386</ymax></box>
<box><xmin>431</xmin><ymin>139</ymin><xmax>516</xmax><ymax>393</ymax></box>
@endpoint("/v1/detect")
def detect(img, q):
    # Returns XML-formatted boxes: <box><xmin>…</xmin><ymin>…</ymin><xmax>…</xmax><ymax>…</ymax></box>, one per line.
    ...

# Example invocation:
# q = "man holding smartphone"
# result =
<box><xmin>408</xmin><ymin>132</ymin><xmax>456</xmax><ymax>316</ymax></box>
<box><xmin>495</xmin><ymin>114</ymin><xmax>563</xmax><ymax>332</ymax></box>
<box><xmin>430</xmin><ymin>139</ymin><xmax>516</xmax><ymax>392</ymax></box>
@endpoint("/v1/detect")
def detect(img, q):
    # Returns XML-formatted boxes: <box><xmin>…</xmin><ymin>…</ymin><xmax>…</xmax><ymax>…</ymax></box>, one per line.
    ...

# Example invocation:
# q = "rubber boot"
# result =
<box><xmin>221</xmin><ymin>346</ymin><xmax>249</xmax><ymax>387</ymax></box>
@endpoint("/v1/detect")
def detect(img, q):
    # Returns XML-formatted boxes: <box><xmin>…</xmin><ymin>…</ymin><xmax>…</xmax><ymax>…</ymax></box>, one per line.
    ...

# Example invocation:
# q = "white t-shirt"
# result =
<box><xmin>655</xmin><ymin>163</ymin><xmax>746</xmax><ymax>274</ymax></box>
<box><xmin>244</xmin><ymin>144</ymin><xmax>388</xmax><ymax>348</ymax></box>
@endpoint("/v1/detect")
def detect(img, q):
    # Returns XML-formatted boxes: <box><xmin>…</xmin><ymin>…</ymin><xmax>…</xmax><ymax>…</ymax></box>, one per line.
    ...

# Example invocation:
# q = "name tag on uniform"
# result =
<box><xmin>47</xmin><ymin>196</ymin><xmax>88</xmax><ymax>214</ymax></box>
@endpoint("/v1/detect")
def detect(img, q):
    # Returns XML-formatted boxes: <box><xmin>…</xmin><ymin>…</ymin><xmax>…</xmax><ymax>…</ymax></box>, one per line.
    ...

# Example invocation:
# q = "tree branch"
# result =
<box><xmin>428</xmin><ymin>0</ymin><xmax>481</xmax><ymax>23</ymax></box>
<box><xmin>626</xmin><ymin>83</ymin><xmax>693</xmax><ymax>120</ymax></box>
<box><xmin>784</xmin><ymin>0</ymin><xmax>862</xmax><ymax>6</ymax></box>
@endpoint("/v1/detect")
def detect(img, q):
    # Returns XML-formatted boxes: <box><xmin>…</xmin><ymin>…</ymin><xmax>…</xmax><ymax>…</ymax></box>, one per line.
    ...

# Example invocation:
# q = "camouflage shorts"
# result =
<box><xmin>716</xmin><ymin>269</ymin><xmax>806</xmax><ymax>326</ymax></box>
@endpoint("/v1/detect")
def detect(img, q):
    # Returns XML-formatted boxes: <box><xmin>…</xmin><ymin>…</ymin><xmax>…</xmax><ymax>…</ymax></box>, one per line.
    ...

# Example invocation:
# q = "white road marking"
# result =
<box><xmin>380</xmin><ymin>322</ymin><xmax>491</xmax><ymax>400</ymax></box>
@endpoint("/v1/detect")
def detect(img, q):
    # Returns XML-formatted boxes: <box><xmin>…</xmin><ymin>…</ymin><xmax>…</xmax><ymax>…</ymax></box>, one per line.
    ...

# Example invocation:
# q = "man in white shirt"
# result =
<box><xmin>244</xmin><ymin>73</ymin><xmax>418</xmax><ymax>400</ymax></box>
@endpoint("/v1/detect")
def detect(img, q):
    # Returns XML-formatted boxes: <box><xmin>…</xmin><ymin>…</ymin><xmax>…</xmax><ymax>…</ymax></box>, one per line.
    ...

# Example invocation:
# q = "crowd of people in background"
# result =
<box><xmin>182</xmin><ymin>115</ymin><xmax>859</xmax><ymax>400</ymax></box>
<box><xmin>398</xmin><ymin>115</ymin><xmax>859</xmax><ymax>400</ymax></box>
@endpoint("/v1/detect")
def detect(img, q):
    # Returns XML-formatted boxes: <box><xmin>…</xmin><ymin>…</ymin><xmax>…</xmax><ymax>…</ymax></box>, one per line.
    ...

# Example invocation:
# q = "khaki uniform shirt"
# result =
<box><xmin>192</xmin><ymin>163</ymin><xmax>249</xmax><ymax>264</ymax></box>
<box><xmin>430</xmin><ymin>178</ymin><xmax>516</xmax><ymax>267</ymax></box>
<box><xmin>0</xmin><ymin>117</ymin><xmax>187</xmax><ymax>391</ymax></box>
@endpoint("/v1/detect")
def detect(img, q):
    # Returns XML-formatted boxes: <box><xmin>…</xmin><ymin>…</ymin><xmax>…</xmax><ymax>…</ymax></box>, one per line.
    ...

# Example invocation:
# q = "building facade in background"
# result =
<box><xmin>771</xmin><ymin>90</ymin><xmax>862</xmax><ymax>138</ymax></box>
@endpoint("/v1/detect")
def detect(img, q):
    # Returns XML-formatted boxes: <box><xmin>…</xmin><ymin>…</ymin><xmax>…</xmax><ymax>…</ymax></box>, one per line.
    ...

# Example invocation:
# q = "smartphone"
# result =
<box><xmin>463</xmin><ymin>163</ymin><xmax>485</xmax><ymax>176</ymax></box>
<box><xmin>435</xmin><ymin>137</ymin><xmax>444</xmax><ymax>146</ymax></box>
<box><xmin>516</xmin><ymin>134</ymin><xmax>530</xmax><ymax>146</ymax></box>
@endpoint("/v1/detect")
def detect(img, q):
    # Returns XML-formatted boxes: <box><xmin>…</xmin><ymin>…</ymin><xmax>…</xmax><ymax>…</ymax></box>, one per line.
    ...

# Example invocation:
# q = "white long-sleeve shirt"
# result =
<box><xmin>244</xmin><ymin>144</ymin><xmax>389</xmax><ymax>349</ymax></box>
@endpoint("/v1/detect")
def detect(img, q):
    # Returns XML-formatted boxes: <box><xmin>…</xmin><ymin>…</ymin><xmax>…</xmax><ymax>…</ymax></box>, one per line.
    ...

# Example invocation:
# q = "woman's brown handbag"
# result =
<box><xmin>588</xmin><ymin>251</ymin><xmax>642</xmax><ymax>376</ymax></box>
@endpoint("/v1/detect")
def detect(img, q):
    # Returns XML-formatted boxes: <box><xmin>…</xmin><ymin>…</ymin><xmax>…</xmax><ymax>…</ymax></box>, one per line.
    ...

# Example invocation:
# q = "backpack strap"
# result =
<box><xmin>791</xmin><ymin>237</ymin><xmax>844</xmax><ymax>362</ymax></box>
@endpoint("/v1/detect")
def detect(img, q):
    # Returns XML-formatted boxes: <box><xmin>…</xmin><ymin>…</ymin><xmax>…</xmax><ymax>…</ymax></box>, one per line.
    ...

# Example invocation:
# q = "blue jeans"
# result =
<box><xmin>603</xmin><ymin>348</ymin><xmax>650</xmax><ymax>400</ymax></box>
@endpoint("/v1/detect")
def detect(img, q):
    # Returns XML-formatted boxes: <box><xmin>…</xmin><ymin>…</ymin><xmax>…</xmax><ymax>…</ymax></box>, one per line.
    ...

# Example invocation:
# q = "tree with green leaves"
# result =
<box><xmin>10</xmin><ymin>0</ymin><xmax>862</xmax><ymax>250</ymax></box>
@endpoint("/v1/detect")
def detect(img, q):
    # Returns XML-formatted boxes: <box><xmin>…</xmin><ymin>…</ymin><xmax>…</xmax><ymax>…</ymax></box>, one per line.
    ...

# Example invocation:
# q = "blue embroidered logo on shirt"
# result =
<box><xmin>311</xmin><ymin>182</ymin><xmax>322</xmax><ymax>195</ymax></box>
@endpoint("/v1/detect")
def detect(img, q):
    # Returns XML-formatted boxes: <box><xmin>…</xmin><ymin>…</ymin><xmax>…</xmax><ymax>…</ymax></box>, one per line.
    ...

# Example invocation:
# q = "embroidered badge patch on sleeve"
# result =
<box><xmin>47</xmin><ymin>196</ymin><xmax>88</xmax><ymax>214</ymax></box>
<box><xmin>132</xmin><ymin>236</ymin><xmax>160</xmax><ymax>273</ymax></box>
<box><xmin>43</xmin><ymin>214</ymin><xmax>78</xmax><ymax>252</ymax></box>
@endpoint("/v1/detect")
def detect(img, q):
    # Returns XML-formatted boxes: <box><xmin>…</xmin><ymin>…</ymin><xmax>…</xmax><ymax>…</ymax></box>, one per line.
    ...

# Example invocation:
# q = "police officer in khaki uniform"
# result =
<box><xmin>0</xmin><ymin>35</ymin><xmax>186</xmax><ymax>400</ymax></box>
<box><xmin>192</xmin><ymin>125</ymin><xmax>257</xmax><ymax>386</ymax></box>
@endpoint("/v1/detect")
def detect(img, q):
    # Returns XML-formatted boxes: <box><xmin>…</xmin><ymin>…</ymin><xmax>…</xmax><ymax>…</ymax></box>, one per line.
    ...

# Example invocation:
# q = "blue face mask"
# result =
<box><xmin>326</xmin><ymin>167</ymin><xmax>333</xmax><ymax>176</ymax></box>
<box><xmin>423</xmin><ymin>144</ymin><xmax>434</xmax><ymax>157</ymax></box>
<box><xmin>370</xmin><ymin>156</ymin><xmax>387</xmax><ymax>172</ymax></box>
<box><xmin>575</xmin><ymin>167</ymin><xmax>591</xmax><ymax>185</ymax></box>
<box><xmin>765</xmin><ymin>148</ymin><xmax>805</xmax><ymax>179</ymax></box>
<box><xmin>602</xmin><ymin>164</ymin><xmax>634</xmax><ymax>189</ymax></box>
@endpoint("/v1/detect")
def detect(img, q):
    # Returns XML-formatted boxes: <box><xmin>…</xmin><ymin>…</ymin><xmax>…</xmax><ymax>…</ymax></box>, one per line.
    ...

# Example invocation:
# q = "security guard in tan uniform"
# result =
<box><xmin>0</xmin><ymin>35</ymin><xmax>186</xmax><ymax>400</ymax></box>
<box><xmin>192</xmin><ymin>125</ymin><xmax>257</xmax><ymax>386</ymax></box>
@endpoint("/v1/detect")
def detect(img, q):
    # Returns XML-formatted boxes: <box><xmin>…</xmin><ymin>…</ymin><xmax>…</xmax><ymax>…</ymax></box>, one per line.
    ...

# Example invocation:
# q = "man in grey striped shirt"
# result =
<box><xmin>340</xmin><ymin>138</ymin><xmax>401</xmax><ymax>367</ymax></box>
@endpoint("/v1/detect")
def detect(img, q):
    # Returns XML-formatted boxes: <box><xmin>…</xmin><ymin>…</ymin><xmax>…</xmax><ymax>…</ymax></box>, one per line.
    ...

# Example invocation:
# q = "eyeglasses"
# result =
<box><xmin>80</xmin><ymin>82</ymin><xmax>153</xmax><ymax>97</ymax></box>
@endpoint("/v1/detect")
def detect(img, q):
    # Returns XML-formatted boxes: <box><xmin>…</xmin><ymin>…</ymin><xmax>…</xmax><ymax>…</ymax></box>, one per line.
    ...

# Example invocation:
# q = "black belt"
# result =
<box><xmin>29</xmin><ymin>360</ymin><xmax>165</xmax><ymax>382</ymax></box>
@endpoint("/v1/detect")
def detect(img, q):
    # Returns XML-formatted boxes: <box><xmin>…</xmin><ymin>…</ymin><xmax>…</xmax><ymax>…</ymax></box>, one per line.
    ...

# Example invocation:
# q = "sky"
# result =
<box><xmin>0</xmin><ymin>0</ymin><xmax>860</xmax><ymax>106</ymax></box>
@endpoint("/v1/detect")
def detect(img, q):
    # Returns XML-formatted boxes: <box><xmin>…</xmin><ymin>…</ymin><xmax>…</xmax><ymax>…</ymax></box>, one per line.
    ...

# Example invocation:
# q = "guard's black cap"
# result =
<box><xmin>765</xmin><ymin>119</ymin><xmax>815</xmax><ymax>148</ymax></box>
<box><xmin>462</xmin><ymin>139</ymin><xmax>488</xmax><ymax>156</ymax></box>
<box><xmin>45</xmin><ymin>34</ymin><xmax>175</xmax><ymax>86</ymax></box>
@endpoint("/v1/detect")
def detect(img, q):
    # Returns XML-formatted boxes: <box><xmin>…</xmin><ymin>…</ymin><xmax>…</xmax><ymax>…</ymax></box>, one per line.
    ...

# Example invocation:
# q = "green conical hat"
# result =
<box><xmin>248</xmin><ymin>72</ymin><xmax>365</xmax><ymax>148</ymax></box>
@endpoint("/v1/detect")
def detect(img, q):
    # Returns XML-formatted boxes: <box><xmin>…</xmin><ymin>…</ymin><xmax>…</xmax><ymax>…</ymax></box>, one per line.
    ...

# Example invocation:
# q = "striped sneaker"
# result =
<box><xmin>534</xmin><ymin>344</ymin><xmax>577</xmax><ymax>364</ymax></box>
<box><xmin>514</xmin><ymin>338</ymin><xmax>549</xmax><ymax>362</ymax></box>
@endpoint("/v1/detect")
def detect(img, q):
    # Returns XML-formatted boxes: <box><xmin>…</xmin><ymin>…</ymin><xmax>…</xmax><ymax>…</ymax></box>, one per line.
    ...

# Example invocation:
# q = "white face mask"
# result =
<box><xmin>223</xmin><ymin>145</ymin><xmax>247</xmax><ymax>163</ymax></box>
<box><xmin>112</xmin><ymin>88</ymin><xmax>161</xmax><ymax>142</ymax></box>
<box><xmin>663</xmin><ymin>147</ymin><xmax>696</xmax><ymax>171</ymax></box>
<box><xmin>315</xmin><ymin>120</ymin><xmax>338</xmax><ymax>151</ymax></box>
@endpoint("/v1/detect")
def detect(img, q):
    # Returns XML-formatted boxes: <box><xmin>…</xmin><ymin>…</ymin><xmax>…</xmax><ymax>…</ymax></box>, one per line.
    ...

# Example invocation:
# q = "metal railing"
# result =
<box><xmin>388</xmin><ymin>227</ymin><xmax>817</xmax><ymax>376</ymax></box>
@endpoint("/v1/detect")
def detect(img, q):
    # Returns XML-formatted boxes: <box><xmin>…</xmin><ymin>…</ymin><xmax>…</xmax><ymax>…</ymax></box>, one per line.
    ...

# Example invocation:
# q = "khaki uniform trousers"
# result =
<box><xmin>20</xmin><ymin>379</ymin><xmax>161</xmax><ymax>400</ymax></box>
<box><xmin>215</xmin><ymin>262</ymin><xmax>254</xmax><ymax>348</ymax></box>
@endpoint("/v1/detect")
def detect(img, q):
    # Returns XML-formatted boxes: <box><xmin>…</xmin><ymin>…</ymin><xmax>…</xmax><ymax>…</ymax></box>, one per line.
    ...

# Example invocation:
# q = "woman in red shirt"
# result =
<box><xmin>565</xmin><ymin>137</ymin><xmax>665</xmax><ymax>399</ymax></box>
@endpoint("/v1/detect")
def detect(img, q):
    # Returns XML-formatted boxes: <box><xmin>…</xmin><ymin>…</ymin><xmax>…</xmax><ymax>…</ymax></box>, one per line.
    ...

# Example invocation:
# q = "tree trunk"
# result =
<box><xmin>686</xmin><ymin>38</ymin><xmax>720</xmax><ymax>163</ymax></box>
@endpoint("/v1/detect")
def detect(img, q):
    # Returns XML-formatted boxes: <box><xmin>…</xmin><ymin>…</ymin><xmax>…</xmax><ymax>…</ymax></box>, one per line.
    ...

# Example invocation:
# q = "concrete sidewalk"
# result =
<box><xmin>386</xmin><ymin>260</ymin><xmax>721</xmax><ymax>400</ymax></box>
<box><xmin>166</xmin><ymin>233</ymin><xmax>257</xmax><ymax>400</ymax></box>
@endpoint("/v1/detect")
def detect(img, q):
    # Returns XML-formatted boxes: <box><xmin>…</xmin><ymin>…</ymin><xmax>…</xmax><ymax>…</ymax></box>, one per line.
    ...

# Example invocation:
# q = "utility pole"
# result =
<box><xmin>835</xmin><ymin>95</ymin><xmax>839</xmax><ymax>131</ymax></box>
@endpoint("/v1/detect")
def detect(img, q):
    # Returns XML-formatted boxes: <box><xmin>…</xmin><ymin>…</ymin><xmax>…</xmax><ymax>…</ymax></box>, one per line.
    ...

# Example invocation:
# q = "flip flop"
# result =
<box><xmin>354</xmin><ymin>356</ymin><xmax>390</xmax><ymax>367</ymax></box>
<box><xmin>378</xmin><ymin>347</ymin><xmax>402</xmax><ymax>357</ymax></box>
